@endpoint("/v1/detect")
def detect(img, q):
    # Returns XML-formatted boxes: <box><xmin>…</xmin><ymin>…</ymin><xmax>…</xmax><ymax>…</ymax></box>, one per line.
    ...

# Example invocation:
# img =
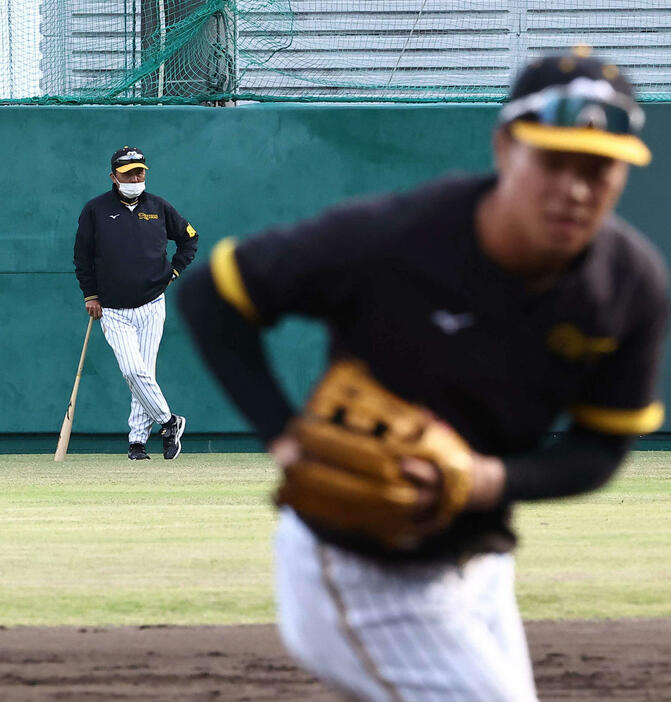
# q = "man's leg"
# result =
<box><xmin>275</xmin><ymin>509</ymin><xmax>394</xmax><ymax>702</ymax></box>
<box><xmin>133</xmin><ymin>295</ymin><xmax>185</xmax><ymax>459</ymax></box>
<box><xmin>275</xmin><ymin>509</ymin><xmax>539</xmax><ymax>702</ymax></box>
<box><xmin>474</xmin><ymin>553</ymin><xmax>537</xmax><ymax>696</ymax></box>
<box><xmin>128</xmin><ymin>396</ymin><xmax>154</xmax><ymax>446</ymax></box>
<box><xmin>132</xmin><ymin>295</ymin><xmax>169</xmax><ymax>443</ymax></box>
<box><xmin>100</xmin><ymin>304</ymin><xmax>172</xmax><ymax>441</ymax></box>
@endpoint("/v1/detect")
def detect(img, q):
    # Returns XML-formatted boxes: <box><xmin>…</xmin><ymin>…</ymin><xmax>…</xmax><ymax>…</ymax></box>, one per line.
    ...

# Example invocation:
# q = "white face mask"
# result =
<box><xmin>115</xmin><ymin>178</ymin><xmax>145</xmax><ymax>200</ymax></box>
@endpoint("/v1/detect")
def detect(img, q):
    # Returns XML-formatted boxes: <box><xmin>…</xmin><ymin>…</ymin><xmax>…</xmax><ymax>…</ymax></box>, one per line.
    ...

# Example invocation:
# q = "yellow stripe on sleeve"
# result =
<box><xmin>570</xmin><ymin>402</ymin><xmax>665</xmax><ymax>435</ymax></box>
<box><xmin>210</xmin><ymin>238</ymin><xmax>260</xmax><ymax>323</ymax></box>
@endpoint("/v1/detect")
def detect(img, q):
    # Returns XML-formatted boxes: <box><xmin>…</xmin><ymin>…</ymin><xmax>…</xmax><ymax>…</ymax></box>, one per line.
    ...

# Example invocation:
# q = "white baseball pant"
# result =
<box><xmin>275</xmin><ymin>508</ymin><xmax>538</xmax><ymax>702</ymax></box>
<box><xmin>100</xmin><ymin>294</ymin><xmax>172</xmax><ymax>444</ymax></box>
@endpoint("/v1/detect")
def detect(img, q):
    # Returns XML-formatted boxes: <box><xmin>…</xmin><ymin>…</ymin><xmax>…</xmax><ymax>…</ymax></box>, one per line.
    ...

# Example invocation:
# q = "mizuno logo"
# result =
<box><xmin>431</xmin><ymin>310</ymin><xmax>475</xmax><ymax>335</ymax></box>
<box><xmin>109</xmin><ymin>214</ymin><xmax>120</xmax><ymax>219</ymax></box>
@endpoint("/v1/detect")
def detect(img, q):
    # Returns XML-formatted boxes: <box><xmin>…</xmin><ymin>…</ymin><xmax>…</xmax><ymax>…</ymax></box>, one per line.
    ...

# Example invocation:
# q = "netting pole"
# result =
<box><xmin>132</xmin><ymin>0</ymin><xmax>138</xmax><ymax>98</ymax></box>
<box><xmin>224</xmin><ymin>1</ymin><xmax>237</xmax><ymax>106</ymax></box>
<box><xmin>157</xmin><ymin>0</ymin><xmax>166</xmax><ymax>98</ymax></box>
<box><xmin>123</xmin><ymin>0</ymin><xmax>129</xmax><ymax>98</ymax></box>
<box><xmin>7</xmin><ymin>0</ymin><xmax>13</xmax><ymax>98</ymax></box>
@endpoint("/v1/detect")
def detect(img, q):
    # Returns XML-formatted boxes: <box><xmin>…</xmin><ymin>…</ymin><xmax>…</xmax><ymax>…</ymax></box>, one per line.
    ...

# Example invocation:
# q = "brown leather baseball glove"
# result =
<box><xmin>275</xmin><ymin>360</ymin><xmax>473</xmax><ymax>550</ymax></box>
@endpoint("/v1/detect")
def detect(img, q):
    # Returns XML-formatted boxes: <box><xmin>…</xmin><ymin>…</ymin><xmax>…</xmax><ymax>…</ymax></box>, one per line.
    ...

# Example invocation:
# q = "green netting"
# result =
<box><xmin>1</xmin><ymin>1</ymin><xmax>671</xmax><ymax>104</ymax></box>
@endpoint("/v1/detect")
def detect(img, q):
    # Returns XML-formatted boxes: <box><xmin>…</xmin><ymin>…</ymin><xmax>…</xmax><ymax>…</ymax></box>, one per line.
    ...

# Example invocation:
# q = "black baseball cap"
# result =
<box><xmin>111</xmin><ymin>146</ymin><xmax>149</xmax><ymax>173</ymax></box>
<box><xmin>500</xmin><ymin>47</ymin><xmax>650</xmax><ymax>166</ymax></box>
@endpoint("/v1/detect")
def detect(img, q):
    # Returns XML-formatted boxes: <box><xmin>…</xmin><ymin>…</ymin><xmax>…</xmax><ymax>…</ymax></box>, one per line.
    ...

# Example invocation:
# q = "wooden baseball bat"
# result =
<box><xmin>54</xmin><ymin>317</ymin><xmax>94</xmax><ymax>462</ymax></box>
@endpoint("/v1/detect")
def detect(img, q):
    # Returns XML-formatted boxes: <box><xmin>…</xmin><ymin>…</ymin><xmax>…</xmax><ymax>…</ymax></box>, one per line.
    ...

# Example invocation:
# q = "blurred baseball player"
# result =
<box><xmin>178</xmin><ymin>51</ymin><xmax>667</xmax><ymax>701</ymax></box>
<box><xmin>74</xmin><ymin>146</ymin><xmax>198</xmax><ymax>460</ymax></box>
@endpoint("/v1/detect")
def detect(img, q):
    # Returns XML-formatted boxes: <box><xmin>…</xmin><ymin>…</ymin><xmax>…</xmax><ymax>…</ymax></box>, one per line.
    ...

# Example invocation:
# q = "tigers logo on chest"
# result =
<box><xmin>547</xmin><ymin>323</ymin><xmax>618</xmax><ymax>361</ymax></box>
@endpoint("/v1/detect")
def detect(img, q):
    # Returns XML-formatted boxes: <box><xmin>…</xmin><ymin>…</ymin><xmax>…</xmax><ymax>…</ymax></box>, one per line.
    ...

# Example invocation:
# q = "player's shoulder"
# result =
<box><xmin>237</xmin><ymin>173</ymin><xmax>493</xmax><ymax>270</ymax></box>
<box><xmin>402</xmin><ymin>172</ymin><xmax>494</xmax><ymax>208</ymax></box>
<box><xmin>598</xmin><ymin>215</ymin><xmax>668</xmax><ymax>301</ymax></box>
<box><xmin>313</xmin><ymin>171</ymin><xmax>488</xmax><ymax>222</ymax></box>
<box><xmin>361</xmin><ymin>172</ymin><xmax>492</xmax><ymax>222</ymax></box>
<box><xmin>328</xmin><ymin>172</ymin><xmax>492</xmax><ymax>247</ymax></box>
<box><xmin>381</xmin><ymin>173</ymin><xmax>495</xmax><ymax>263</ymax></box>
<box><xmin>393</xmin><ymin>172</ymin><xmax>495</xmax><ymax>240</ymax></box>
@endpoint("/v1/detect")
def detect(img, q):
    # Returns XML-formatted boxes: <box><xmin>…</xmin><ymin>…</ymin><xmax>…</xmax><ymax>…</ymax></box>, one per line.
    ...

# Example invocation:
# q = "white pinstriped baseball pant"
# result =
<box><xmin>275</xmin><ymin>508</ymin><xmax>538</xmax><ymax>702</ymax></box>
<box><xmin>100</xmin><ymin>294</ymin><xmax>172</xmax><ymax>444</ymax></box>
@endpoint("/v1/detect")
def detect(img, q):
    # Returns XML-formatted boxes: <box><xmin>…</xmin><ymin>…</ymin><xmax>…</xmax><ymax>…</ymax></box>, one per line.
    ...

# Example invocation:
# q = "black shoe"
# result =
<box><xmin>128</xmin><ymin>443</ymin><xmax>150</xmax><ymax>460</ymax></box>
<box><xmin>160</xmin><ymin>414</ymin><xmax>186</xmax><ymax>460</ymax></box>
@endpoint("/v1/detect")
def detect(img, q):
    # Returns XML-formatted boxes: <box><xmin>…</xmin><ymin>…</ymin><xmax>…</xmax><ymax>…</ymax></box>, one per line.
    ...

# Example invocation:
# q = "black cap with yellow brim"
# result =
<box><xmin>110</xmin><ymin>146</ymin><xmax>149</xmax><ymax>173</ymax></box>
<box><xmin>501</xmin><ymin>50</ymin><xmax>651</xmax><ymax>166</ymax></box>
<box><xmin>510</xmin><ymin>123</ymin><xmax>651</xmax><ymax>166</ymax></box>
<box><xmin>116</xmin><ymin>161</ymin><xmax>149</xmax><ymax>173</ymax></box>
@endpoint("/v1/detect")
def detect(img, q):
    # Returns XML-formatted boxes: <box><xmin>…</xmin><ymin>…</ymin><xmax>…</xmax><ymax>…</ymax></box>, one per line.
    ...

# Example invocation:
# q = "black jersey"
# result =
<box><xmin>234</xmin><ymin>174</ymin><xmax>667</xmax><ymax>452</ymax></box>
<box><xmin>195</xmin><ymin>173</ymin><xmax>667</xmax><ymax>560</ymax></box>
<box><xmin>74</xmin><ymin>188</ymin><xmax>198</xmax><ymax>309</ymax></box>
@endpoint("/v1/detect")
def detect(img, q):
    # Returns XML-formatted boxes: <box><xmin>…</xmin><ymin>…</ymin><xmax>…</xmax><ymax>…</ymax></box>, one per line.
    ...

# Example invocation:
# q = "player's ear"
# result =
<box><xmin>492</xmin><ymin>125</ymin><xmax>514</xmax><ymax>172</ymax></box>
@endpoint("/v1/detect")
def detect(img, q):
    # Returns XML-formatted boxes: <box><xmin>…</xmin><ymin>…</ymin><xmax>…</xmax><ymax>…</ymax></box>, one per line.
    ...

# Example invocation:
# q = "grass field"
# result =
<box><xmin>0</xmin><ymin>451</ymin><xmax>669</xmax><ymax>626</ymax></box>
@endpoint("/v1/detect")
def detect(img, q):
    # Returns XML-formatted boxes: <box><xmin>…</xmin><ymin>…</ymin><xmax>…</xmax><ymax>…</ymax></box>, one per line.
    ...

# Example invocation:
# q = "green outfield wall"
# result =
<box><xmin>1</xmin><ymin>104</ymin><xmax>670</xmax><ymax>448</ymax></box>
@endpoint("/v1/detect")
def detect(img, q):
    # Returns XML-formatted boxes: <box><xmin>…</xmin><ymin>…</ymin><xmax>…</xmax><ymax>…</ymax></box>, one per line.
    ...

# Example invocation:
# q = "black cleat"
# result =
<box><xmin>128</xmin><ymin>443</ymin><xmax>150</xmax><ymax>460</ymax></box>
<box><xmin>160</xmin><ymin>414</ymin><xmax>186</xmax><ymax>460</ymax></box>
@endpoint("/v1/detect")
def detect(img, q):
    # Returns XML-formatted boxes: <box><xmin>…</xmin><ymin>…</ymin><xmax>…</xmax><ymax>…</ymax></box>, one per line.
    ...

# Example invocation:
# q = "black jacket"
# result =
<box><xmin>74</xmin><ymin>187</ymin><xmax>198</xmax><ymax>308</ymax></box>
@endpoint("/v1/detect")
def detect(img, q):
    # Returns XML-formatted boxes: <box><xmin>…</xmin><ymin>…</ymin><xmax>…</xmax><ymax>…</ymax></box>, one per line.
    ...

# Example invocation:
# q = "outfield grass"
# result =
<box><xmin>515</xmin><ymin>451</ymin><xmax>671</xmax><ymax>619</ymax></box>
<box><xmin>0</xmin><ymin>451</ymin><xmax>669</xmax><ymax>626</ymax></box>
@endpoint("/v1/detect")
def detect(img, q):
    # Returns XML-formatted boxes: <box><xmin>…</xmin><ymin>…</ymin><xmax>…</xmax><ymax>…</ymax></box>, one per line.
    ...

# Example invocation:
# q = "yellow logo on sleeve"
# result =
<box><xmin>547</xmin><ymin>323</ymin><xmax>618</xmax><ymax>361</ymax></box>
<box><xmin>186</xmin><ymin>223</ymin><xmax>196</xmax><ymax>238</ymax></box>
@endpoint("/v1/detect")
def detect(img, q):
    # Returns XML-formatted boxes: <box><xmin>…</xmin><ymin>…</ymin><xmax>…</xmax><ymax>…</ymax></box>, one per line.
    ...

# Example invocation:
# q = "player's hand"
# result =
<box><xmin>269</xmin><ymin>435</ymin><xmax>302</xmax><ymax>468</ymax></box>
<box><xmin>85</xmin><ymin>299</ymin><xmax>102</xmax><ymax>319</ymax></box>
<box><xmin>467</xmin><ymin>454</ymin><xmax>506</xmax><ymax>510</ymax></box>
<box><xmin>400</xmin><ymin>457</ymin><xmax>443</xmax><ymax>519</ymax></box>
<box><xmin>401</xmin><ymin>452</ymin><xmax>505</xmax><ymax>517</ymax></box>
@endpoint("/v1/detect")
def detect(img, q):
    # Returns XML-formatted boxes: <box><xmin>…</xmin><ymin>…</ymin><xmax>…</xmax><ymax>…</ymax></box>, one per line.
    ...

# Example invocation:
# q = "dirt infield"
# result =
<box><xmin>1</xmin><ymin>620</ymin><xmax>670</xmax><ymax>701</ymax></box>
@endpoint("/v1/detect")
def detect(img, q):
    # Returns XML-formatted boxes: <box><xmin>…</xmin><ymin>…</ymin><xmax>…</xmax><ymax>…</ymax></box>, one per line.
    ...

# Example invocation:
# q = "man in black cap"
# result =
<box><xmin>74</xmin><ymin>146</ymin><xmax>198</xmax><ymax>460</ymax></box>
<box><xmin>178</xmin><ymin>50</ymin><xmax>667</xmax><ymax>700</ymax></box>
